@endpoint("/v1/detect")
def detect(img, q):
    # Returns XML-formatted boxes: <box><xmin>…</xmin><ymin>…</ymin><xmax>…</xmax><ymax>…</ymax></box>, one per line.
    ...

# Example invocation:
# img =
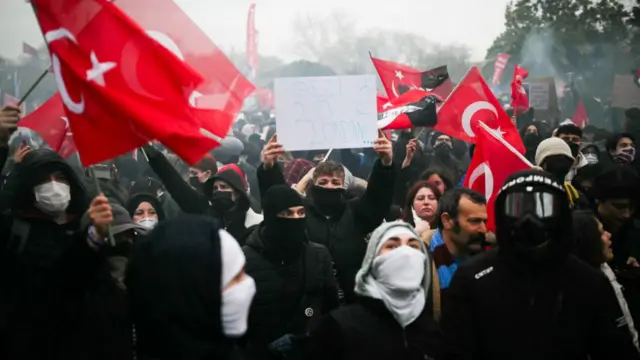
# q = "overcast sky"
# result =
<box><xmin>0</xmin><ymin>0</ymin><xmax>511</xmax><ymax>62</ymax></box>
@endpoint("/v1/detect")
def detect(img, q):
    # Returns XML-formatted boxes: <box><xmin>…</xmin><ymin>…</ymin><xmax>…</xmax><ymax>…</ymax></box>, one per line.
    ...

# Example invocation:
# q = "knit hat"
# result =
<box><xmin>262</xmin><ymin>185</ymin><xmax>303</xmax><ymax>220</ymax></box>
<box><xmin>535</xmin><ymin>137</ymin><xmax>574</xmax><ymax>166</ymax></box>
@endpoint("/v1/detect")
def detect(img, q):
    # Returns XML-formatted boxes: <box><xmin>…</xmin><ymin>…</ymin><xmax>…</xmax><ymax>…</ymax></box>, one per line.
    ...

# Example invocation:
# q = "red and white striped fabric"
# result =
<box><xmin>491</xmin><ymin>53</ymin><xmax>510</xmax><ymax>86</ymax></box>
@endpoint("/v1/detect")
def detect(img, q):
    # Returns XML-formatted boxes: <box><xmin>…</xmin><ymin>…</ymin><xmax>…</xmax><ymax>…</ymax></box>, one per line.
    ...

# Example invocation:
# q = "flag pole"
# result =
<box><xmin>87</xmin><ymin>166</ymin><xmax>117</xmax><ymax>247</ymax></box>
<box><xmin>17</xmin><ymin>67</ymin><xmax>49</xmax><ymax>106</ymax></box>
<box><xmin>477</xmin><ymin>121</ymin><xmax>534</xmax><ymax>167</ymax></box>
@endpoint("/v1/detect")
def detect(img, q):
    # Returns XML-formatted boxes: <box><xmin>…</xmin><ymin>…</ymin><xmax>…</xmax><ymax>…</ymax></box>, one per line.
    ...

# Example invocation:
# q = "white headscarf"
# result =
<box><xmin>355</xmin><ymin>222</ymin><xmax>430</xmax><ymax>328</ymax></box>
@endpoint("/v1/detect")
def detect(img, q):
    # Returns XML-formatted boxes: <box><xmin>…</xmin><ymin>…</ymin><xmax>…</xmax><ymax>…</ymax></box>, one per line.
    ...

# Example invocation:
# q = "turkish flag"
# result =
<box><xmin>510</xmin><ymin>64</ymin><xmax>529</xmax><ymax>114</ymax></box>
<box><xmin>436</xmin><ymin>67</ymin><xmax>525</xmax><ymax>154</ymax></box>
<box><xmin>463</xmin><ymin>124</ymin><xmax>531</xmax><ymax>231</ymax></box>
<box><xmin>116</xmin><ymin>0</ymin><xmax>255</xmax><ymax>139</ymax></box>
<box><xmin>370</xmin><ymin>55</ymin><xmax>453</xmax><ymax>100</ymax></box>
<box><xmin>32</xmin><ymin>0</ymin><xmax>218</xmax><ymax>166</ymax></box>
<box><xmin>571</xmin><ymin>100</ymin><xmax>589</xmax><ymax>128</ymax></box>
<box><xmin>19</xmin><ymin>93</ymin><xmax>77</xmax><ymax>158</ymax></box>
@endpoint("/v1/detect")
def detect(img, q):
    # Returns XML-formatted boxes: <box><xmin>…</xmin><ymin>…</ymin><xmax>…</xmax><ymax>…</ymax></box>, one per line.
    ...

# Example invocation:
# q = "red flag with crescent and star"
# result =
<box><xmin>370</xmin><ymin>55</ymin><xmax>453</xmax><ymax>100</ymax></box>
<box><xmin>116</xmin><ymin>0</ymin><xmax>255</xmax><ymax>135</ymax></box>
<box><xmin>436</xmin><ymin>67</ymin><xmax>525</xmax><ymax>154</ymax></box>
<box><xmin>19</xmin><ymin>93</ymin><xmax>77</xmax><ymax>158</ymax></box>
<box><xmin>32</xmin><ymin>0</ymin><xmax>218</xmax><ymax>166</ymax></box>
<box><xmin>463</xmin><ymin>123</ymin><xmax>531</xmax><ymax>231</ymax></box>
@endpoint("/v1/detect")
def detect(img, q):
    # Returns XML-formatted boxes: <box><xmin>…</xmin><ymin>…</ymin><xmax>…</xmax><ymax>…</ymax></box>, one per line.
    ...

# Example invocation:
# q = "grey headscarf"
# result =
<box><xmin>354</xmin><ymin>221</ymin><xmax>432</xmax><ymax>327</ymax></box>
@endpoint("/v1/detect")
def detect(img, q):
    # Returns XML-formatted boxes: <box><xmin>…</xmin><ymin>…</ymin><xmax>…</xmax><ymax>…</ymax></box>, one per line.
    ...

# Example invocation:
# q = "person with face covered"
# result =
<box><xmin>440</xmin><ymin>170</ymin><xmax>640</xmax><ymax>360</ymax></box>
<box><xmin>421</xmin><ymin>188</ymin><xmax>488</xmax><ymax>321</ymax></box>
<box><xmin>242</xmin><ymin>185</ymin><xmax>339</xmax><ymax>360</ymax></box>
<box><xmin>140</xmin><ymin>144</ymin><xmax>263</xmax><ymax>245</ymax></box>
<box><xmin>305</xmin><ymin>221</ymin><xmax>441</xmax><ymax>360</ymax></box>
<box><xmin>427</xmin><ymin>133</ymin><xmax>464</xmax><ymax>184</ymax></box>
<box><xmin>187</xmin><ymin>153</ymin><xmax>218</xmax><ymax>193</ymax></box>
<box><xmin>607</xmin><ymin>133</ymin><xmax>636</xmax><ymax>166</ymax></box>
<box><xmin>257</xmin><ymin>133</ymin><xmax>396</xmax><ymax>304</ymax></box>
<box><xmin>127</xmin><ymin>216</ymin><xmax>256</xmax><ymax>360</ymax></box>
<box><xmin>536</xmin><ymin>137</ymin><xmax>591</xmax><ymax>210</ymax></box>
<box><xmin>520</xmin><ymin>124</ymin><xmax>542</xmax><ymax>164</ymax></box>
<box><xmin>126</xmin><ymin>192</ymin><xmax>165</xmax><ymax>231</ymax></box>
<box><xmin>0</xmin><ymin>145</ymin><xmax>101</xmax><ymax>358</ymax></box>
<box><xmin>556</xmin><ymin>123</ymin><xmax>589</xmax><ymax>182</ymax></box>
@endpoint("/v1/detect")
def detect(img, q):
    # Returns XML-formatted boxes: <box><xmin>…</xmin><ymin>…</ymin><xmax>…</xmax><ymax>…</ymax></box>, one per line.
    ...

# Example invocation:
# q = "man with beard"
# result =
<box><xmin>421</xmin><ymin>188</ymin><xmax>488</xmax><ymax>321</ymax></box>
<box><xmin>536</xmin><ymin>137</ymin><xmax>590</xmax><ymax>209</ymax></box>
<box><xmin>258</xmin><ymin>133</ymin><xmax>395</xmax><ymax>304</ymax></box>
<box><xmin>440</xmin><ymin>170</ymin><xmax>640</xmax><ymax>359</ymax></box>
<box><xmin>242</xmin><ymin>185</ymin><xmax>338</xmax><ymax>360</ymax></box>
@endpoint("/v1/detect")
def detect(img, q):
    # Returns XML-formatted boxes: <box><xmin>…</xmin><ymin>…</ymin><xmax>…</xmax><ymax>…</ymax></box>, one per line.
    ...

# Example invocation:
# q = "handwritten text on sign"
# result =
<box><xmin>274</xmin><ymin>75</ymin><xmax>378</xmax><ymax>151</ymax></box>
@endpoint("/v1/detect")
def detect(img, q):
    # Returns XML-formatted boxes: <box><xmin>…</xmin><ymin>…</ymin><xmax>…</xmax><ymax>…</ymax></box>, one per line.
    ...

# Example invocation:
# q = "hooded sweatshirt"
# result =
<box><xmin>0</xmin><ymin>149</ymin><xmax>104</xmax><ymax>359</ymax></box>
<box><xmin>126</xmin><ymin>215</ymin><xmax>240</xmax><ymax>360</ymax></box>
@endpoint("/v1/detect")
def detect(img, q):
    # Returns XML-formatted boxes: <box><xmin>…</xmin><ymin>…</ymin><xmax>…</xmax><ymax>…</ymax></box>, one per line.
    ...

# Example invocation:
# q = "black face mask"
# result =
<box><xmin>264</xmin><ymin>217</ymin><xmax>307</xmax><ymax>258</ymax></box>
<box><xmin>544</xmin><ymin>157</ymin><xmax>573</xmax><ymax>181</ymax></box>
<box><xmin>310</xmin><ymin>186</ymin><xmax>345</xmax><ymax>216</ymax></box>
<box><xmin>566</xmin><ymin>141</ymin><xmax>581</xmax><ymax>158</ymax></box>
<box><xmin>524</xmin><ymin>133</ymin><xmax>540</xmax><ymax>148</ymax></box>
<box><xmin>189</xmin><ymin>176</ymin><xmax>202</xmax><ymax>189</ymax></box>
<box><xmin>434</xmin><ymin>143</ymin><xmax>452</xmax><ymax>159</ymax></box>
<box><xmin>210</xmin><ymin>191</ymin><xmax>235</xmax><ymax>213</ymax></box>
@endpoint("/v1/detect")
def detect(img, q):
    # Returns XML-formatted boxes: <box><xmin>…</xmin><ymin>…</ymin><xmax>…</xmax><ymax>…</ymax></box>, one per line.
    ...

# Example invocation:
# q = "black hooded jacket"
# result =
<box><xmin>440</xmin><ymin>171</ymin><xmax>640</xmax><ymax>360</ymax></box>
<box><xmin>242</xmin><ymin>226</ymin><xmax>339</xmax><ymax>359</ymax></box>
<box><xmin>0</xmin><ymin>149</ymin><xmax>112</xmax><ymax>359</ymax></box>
<box><xmin>126</xmin><ymin>215</ymin><xmax>240</xmax><ymax>360</ymax></box>
<box><xmin>257</xmin><ymin>159</ymin><xmax>396</xmax><ymax>303</ymax></box>
<box><xmin>142</xmin><ymin>145</ymin><xmax>261</xmax><ymax>244</ymax></box>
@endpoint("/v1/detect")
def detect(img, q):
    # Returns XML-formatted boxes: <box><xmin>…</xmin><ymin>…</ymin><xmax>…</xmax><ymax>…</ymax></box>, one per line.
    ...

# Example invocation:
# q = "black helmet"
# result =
<box><xmin>494</xmin><ymin>169</ymin><xmax>572</xmax><ymax>267</ymax></box>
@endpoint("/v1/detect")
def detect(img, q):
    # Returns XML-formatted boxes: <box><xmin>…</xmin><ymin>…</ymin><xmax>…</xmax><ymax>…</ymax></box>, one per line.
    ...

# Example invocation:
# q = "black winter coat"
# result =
<box><xmin>0</xmin><ymin>148</ymin><xmax>129</xmax><ymax>359</ymax></box>
<box><xmin>305</xmin><ymin>297</ymin><xmax>441</xmax><ymax>360</ymax></box>
<box><xmin>440</xmin><ymin>249</ymin><xmax>640</xmax><ymax>360</ymax></box>
<box><xmin>257</xmin><ymin>160</ymin><xmax>396</xmax><ymax>303</ymax></box>
<box><xmin>242</xmin><ymin>226</ymin><xmax>339</xmax><ymax>360</ymax></box>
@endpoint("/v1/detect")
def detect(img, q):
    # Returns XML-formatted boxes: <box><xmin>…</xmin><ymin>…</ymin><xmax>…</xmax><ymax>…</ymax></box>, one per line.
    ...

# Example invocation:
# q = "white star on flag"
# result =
<box><xmin>490</xmin><ymin>126</ymin><xmax>506</xmax><ymax>138</ymax></box>
<box><xmin>395</xmin><ymin>70</ymin><xmax>404</xmax><ymax>80</ymax></box>
<box><xmin>86</xmin><ymin>51</ymin><xmax>116</xmax><ymax>87</ymax></box>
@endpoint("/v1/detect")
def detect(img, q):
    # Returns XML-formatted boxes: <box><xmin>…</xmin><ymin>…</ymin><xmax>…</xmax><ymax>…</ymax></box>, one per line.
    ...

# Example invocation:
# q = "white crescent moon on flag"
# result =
<box><xmin>461</xmin><ymin>101</ymin><xmax>497</xmax><ymax>138</ymax></box>
<box><xmin>468</xmin><ymin>162</ymin><xmax>494</xmax><ymax>200</ymax></box>
<box><xmin>45</xmin><ymin>28</ymin><xmax>85</xmax><ymax>115</ymax></box>
<box><xmin>391</xmin><ymin>80</ymin><xmax>400</xmax><ymax>98</ymax></box>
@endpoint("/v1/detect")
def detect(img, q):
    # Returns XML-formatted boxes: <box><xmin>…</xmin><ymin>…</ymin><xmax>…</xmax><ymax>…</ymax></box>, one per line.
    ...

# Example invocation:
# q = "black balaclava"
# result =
<box><xmin>310</xmin><ymin>186</ymin><xmax>346</xmax><ymax>217</ymax></box>
<box><xmin>494</xmin><ymin>170</ymin><xmax>572</xmax><ymax>270</ymax></box>
<box><xmin>262</xmin><ymin>185</ymin><xmax>307</xmax><ymax>261</ymax></box>
<box><xmin>542</xmin><ymin>155</ymin><xmax>574</xmax><ymax>182</ymax></box>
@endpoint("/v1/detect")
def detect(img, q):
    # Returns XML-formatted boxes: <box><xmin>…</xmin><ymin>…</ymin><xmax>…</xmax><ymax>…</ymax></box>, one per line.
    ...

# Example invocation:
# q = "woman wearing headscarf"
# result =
<box><xmin>125</xmin><ymin>192</ymin><xmax>165</xmax><ymax>230</ymax></box>
<box><xmin>305</xmin><ymin>221</ymin><xmax>441</xmax><ymax>360</ymax></box>
<box><xmin>126</xmin><ymin>216</ymin><xmax>256</xmax><ymax>360</ymax></box>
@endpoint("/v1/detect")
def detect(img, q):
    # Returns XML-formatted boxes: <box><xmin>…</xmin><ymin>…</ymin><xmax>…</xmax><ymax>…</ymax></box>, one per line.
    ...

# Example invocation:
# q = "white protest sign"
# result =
<box><xmin>274</xmin><ymin>75</ymin><xmax>378</xmax><ymax>151</ymax></box>
<box><xmin>527</xmin><ymin>82</ymin><xmax>550</xmax><ymax>110</ymax></box>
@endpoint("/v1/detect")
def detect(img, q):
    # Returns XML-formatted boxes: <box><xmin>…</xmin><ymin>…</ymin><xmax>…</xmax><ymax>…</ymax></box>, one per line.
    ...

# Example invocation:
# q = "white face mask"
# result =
<box><xmin>221</xmin><ymin>275</ymin><xmax>256</xmax><ymax>337</ymax></box>
<box><xmin>373</xmin><ymin>246</ymin><xmax>425</xmax><ymax>292</ymax></box>
<box><xmin>368</xmin><ymin>246</ymin><xmax>426</xmax><ymax>327</ymax></box>
<box><xmin>137</xmin><ymin>217</ymin><xmax>158</xmax><ymax>230</ymax></box>
<box><xmin>34</xmin><ymin>181</ymin><xmax>71</xmax><ymax>215</ymax></box>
